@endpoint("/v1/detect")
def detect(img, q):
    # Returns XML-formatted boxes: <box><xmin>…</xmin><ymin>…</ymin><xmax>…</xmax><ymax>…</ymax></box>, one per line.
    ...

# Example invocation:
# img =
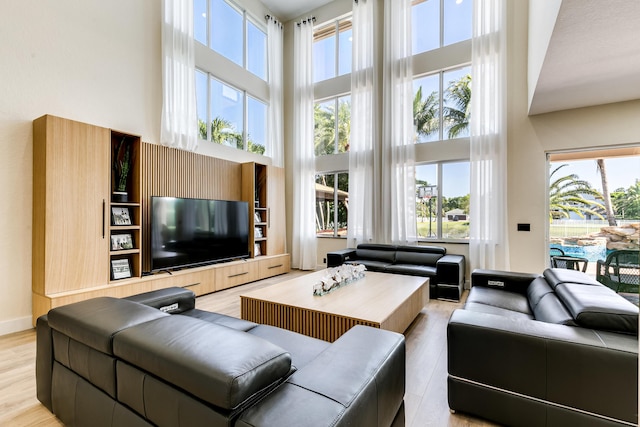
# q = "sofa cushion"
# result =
<box><xmin>385</xmin><ymin>264</ymin><xmax>436</xmax><ymax>277</ymax></box>
<box><xmin>113</xmin><ymin>315</ymin><xmax>293</xmax><ymax>410</ymax></box>
<box><xmin>555</xmin><ymin>283</ymin><xmax>638</xmax><ymax>335</ymax></box>
<box><xmin>527</xmin><ymin>278</ymin><xmax>576</xmax><ymax>325</ymax></box>
<box><xmin>463</xmin><ymin>302</ymin><xmax>534</xmax><ymax>320</ymax></box>
<box><xmin>543</xmin><ymin>268</ymin><xmax>600</xmax><ymax>289</ymax></box>
<box><xmin>355</xmin><ymin>248</ymin><xmax>396</xmax><ymax>264</ymax></box>
<box><xmin>345</xmin><ymin>259</ymin><xmax>391</xmax><ymax>271</ymax></box>
<box><xmin>396</xmin><ymin>245</ymin><xmax>446</xmax><ymax>255</ymax></box>
<box><xmin>466</xmin><ymin>287</ymin><xmax>533</xmax><ymax>315</ymax></box>
<box><xmin>395</xmin><ymin>251</ymin><xmax>443</xmax><ymax>267</ymax></box>
<box><xmin>48</xmin><ymin>297</ymin><xmax>168</xmax><ymax>354</ymax></box>
<box><xmin>182</xmin><ymin>309</ymin><xmax>258</xmax><ymax>332</ymax></box>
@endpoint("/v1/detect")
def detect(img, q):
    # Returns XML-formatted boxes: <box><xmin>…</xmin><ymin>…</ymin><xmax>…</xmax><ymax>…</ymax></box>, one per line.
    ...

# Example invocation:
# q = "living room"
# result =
<box><xmin>1</xmin><ymin>0</ymin><xmax>639</xmax><ymax>426</ymax></box>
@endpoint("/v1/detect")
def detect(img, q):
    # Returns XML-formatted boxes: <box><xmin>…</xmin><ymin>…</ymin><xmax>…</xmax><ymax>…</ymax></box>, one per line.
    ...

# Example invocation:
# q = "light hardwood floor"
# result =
<box><xmin>0</xmin><ymin>270</ymin><xmax>494</xmax><ymax>427</ymax></box>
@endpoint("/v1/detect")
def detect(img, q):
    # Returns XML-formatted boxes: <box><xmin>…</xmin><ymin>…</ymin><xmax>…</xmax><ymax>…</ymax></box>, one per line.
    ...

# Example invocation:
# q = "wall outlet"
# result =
<box><xmin>323</xmin><ymin>258</ymin><xmax>327</xmax><ymax>264</ymax></box>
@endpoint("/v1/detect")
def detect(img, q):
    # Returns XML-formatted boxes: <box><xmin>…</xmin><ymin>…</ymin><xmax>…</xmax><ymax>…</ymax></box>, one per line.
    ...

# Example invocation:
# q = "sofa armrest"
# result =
<box><xmin>237</xmin><ymin>325</ymin><xmax>406</xmax><ymax>427</ymax></box>
<box><xmin>447</xmin><ymin>309</ymin><xmax>638</xmax><ymax>425</ymax></box>
<box><xmin>471</xmin><ymin>269</ymin><xmax>539</xmax><ymax>295</ymax></box>
<box><xmin>327</xmin><ymin>248</ymin><xmax>357</xmax><ymax>268</ymax></box>
<box><xmin>123</xmin><ymin>286</ymin><xmax>196</xmax><ymax>314</ymax></box>
<box><xmin>436</xmin><ymin>255</ymin><xmax>465</xmax><ymax>286</ymax></box>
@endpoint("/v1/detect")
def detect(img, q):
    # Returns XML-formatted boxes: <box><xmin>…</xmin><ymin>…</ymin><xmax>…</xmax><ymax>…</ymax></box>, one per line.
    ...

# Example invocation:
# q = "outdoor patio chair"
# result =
<box><xmin>596</xmin><ymin>249</ymin><xmax>640</xmax><ymax>294</ymax></box>
<box><xmin>549</xmin><ymin>247</ymin><xmax>565</xmax><ymax>266</ymax></box>
<box><xmin>551</xmin><ymin>255</ymin><xmax>588</xmax><ymax>272</ymax></box>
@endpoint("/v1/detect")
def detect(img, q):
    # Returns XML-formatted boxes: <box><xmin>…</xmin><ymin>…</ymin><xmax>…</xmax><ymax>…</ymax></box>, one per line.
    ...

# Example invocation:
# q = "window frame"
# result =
<box><xmin>194</xmin><ymin>0</ymin><xmax>270</xmax><ymax>155</ymax></box>
<box><xmin>315</xmin><ymin>171</ymin><xmax>350</xmax><ymax>238</ymax></box>
<box><xmin>415</xmin><ymin>160</ymin><xmax>470</xmax><ymax>242</ymax></box>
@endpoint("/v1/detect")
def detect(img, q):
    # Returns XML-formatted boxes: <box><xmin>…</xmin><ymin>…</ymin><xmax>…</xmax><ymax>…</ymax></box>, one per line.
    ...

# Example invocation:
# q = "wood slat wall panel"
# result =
<box><xmin>141</xmin><ymin>143</ymin><xmax>242</xmax><ymax>272</ymax></box>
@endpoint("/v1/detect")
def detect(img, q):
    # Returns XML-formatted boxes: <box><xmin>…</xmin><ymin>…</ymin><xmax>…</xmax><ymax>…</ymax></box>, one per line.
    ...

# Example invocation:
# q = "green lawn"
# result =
<box><xmin>417</xmin><ymin>221</ymin><xmax>469</xmax><ymax>239</ymax></box>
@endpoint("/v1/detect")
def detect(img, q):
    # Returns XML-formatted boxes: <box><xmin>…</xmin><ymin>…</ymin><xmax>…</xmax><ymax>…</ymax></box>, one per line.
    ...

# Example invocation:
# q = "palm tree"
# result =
<box><xmin>443</xmin><ymin>74</ymin><xmax>471</xmax><ymax>139</ymax></box>
<box><xmin>596</xmin><ymin>158</ymin><xmax>617</xmax><ymax>226</ymax></box>
<box><xmin>549</xmin><ymin>164</ymin><xmax>605</xmax><ymax>220</ymax></box>
<box><xmin>413</xmin><ymin>86</ymin><xmax>439</xmax><ymax>139</ymax></box>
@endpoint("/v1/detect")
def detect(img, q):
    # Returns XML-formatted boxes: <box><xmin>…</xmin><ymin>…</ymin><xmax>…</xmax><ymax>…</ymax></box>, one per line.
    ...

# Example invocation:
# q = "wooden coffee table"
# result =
<box><xmin>240</xmin><ymin>270</ymin><xmax>429</xmax><ymax>342</ymax></box>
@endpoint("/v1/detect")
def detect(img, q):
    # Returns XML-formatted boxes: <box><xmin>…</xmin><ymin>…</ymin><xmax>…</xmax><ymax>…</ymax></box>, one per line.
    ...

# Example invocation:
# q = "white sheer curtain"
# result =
<box><xmin>266</xmin><ymin>17</ymin><xmax>284</xmax><ymax>168</ymax></box>
<box><xmin>381</xmin><ymin>0</ymin><xmax>416</xmax><ymax>245</ymax></box>
<box><xmin>469</xmin><ymin>0</ymin><xmax>510</xmax><ymax>271</ymax></box>
<box><xmin>347</xmin><ymin>0</ymin><xmax>378</xmax><ymax>247</ymax></box>
<box><xmin>292</xmin><ymin>18</ymin><xmax>317</xmax><ymax>270</ymax></box>
<box><xmin>160</xmin><ymin>0</ymin><xmax>198</xmax><ymax>152</ymax></box>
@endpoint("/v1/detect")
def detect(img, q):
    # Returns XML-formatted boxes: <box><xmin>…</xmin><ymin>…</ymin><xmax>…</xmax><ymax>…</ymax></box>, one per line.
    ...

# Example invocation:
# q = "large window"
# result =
<box><xmin>316</xmin><ymin>172</ymin><xmax>349</xmax><ymax>237</ymax></box>
<box><xmin>313</xmin><ymin>18</ymin><xmax>352</xmax><ymax>83</ymax></box>
<box><xmin>194</xmin><ymin>0</ymin><xmax>267</xmax><ymax>80</ymax></box>
<box><xmin>196</xmin><ymin>70</ymin><xmax>266</xmax><ymax>154</ymax></box>
<box><xmin>413</xmin><ymin>65</ymin><xmax>471</xmax><ymax>143</ymax></box>
<box><xmin>415</xmin><ymin>161</ymin><xmax>470</xmax><ymax>240</ymax></box>
<box><xmin>194</xmin><ymin>0</ymin><xmax>269</xmax><ymax>154</ymax></box>
<box><xmin>314</xmin><ymin>95</ymin><xmax>351</xmax><ymax>156</ymax></box>
<box><xmin>412</xmin><ymin>0</ymin><xmax>472</xmax><ymax>54</ymax></box>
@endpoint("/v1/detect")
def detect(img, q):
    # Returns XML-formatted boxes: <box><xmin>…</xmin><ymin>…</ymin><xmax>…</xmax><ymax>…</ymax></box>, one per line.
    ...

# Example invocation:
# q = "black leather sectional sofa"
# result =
<box><xmin>448</xmin><ymin>268</ymin><xmax>638</xmax><ymax>426</ymax></box>
<box><xmin>36</xmin><ymin>287</ymin><xmax>406</xmax><ymax>427</ymax></box>
<box><xmin>327</xmin><ymin>243</ymin><xmax>465</xmax><ymax>300</ymax></box>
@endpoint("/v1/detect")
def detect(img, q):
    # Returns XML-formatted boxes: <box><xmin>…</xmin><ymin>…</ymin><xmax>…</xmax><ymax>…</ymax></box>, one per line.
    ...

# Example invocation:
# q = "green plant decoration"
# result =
<box><xmin>113</xmin><ymin>137</ymin><xmax>132</xmax><ymax>193</ymax></box>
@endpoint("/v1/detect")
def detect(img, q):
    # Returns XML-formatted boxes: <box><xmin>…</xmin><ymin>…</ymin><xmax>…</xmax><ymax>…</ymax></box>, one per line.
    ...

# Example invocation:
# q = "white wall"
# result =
<box><xmin>507</xmin><ymin>1</ymin><xmax>640</xmax><ymax>273</ymax></box>
<box><xmin>0</xmin><ymin>0</ymin><xmax>162</xmax><ymax>335</ymax></box>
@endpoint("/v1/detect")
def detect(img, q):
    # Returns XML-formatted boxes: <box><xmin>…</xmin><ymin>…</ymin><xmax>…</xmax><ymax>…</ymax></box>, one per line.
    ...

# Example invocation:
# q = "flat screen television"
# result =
<box><xmin>151</xmin><ymin>196</ymin><xmax>249</xmax><ymax>271</ymax></box>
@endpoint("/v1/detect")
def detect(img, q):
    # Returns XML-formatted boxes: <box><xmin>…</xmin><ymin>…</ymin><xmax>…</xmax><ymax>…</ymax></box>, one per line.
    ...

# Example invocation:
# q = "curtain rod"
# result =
<box><xmin>265</xmin><ymin>14</ymin><xmax>283</xmax><ymax>29</ymax></box>
<box><xmin>296</xmin><ymin>16</ymin><xmax>316</xmax><ymax>27</ymax></box>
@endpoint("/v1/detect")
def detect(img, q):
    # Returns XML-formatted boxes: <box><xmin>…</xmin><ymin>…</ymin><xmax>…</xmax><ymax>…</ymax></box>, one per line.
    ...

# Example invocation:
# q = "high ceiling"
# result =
<box><xmin>262</xmin><ymin>0</ymin><xmax>640</xmax><ymax>115</ymax></box>
<box><xmin>261</xmin><ymin>0</ymin><xmax>333</xmax><ymax>21</ymax></box>
<box><xmin>529</xmin><ymin>0</ymin><xmax>640</xmax><ymax>114</ymax></box>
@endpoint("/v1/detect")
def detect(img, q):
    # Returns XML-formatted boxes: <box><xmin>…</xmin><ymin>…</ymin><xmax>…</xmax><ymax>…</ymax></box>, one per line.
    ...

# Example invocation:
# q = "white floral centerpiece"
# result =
<box><xmin>313</xmin><ymin>264</ymin><xmax>367</xmax><ymax>296</ymax></box>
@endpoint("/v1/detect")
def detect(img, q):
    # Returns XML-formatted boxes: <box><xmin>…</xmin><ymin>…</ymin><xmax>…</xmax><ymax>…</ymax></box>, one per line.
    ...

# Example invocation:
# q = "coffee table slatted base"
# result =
<box><xmin>241</xmin><ymin>298</ymin><xmax>379</xmax><ymax>342</ymax></box>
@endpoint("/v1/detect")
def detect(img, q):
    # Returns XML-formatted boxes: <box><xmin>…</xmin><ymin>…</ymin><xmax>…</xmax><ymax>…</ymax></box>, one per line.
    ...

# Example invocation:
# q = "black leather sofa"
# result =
<box><xmin>447</xmin><ymin>268</ymin><xmax>638</xmax><ymax>427</ymax></box>
<box><xmin>36</xmin><ymin>287</ymin><xmax>406</xmax><ymax>427</ymax></box>
<box><xmin>327</xmin><ymin>243</ymin><xmax>465</xmax><ymax>300</ymax></box>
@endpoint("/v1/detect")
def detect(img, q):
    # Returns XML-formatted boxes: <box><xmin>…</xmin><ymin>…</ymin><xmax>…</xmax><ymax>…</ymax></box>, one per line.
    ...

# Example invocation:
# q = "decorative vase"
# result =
<box><xmin>112</xmin><ymin>191</ymin><xmax>128</xmax><ymax>203</ymax></box>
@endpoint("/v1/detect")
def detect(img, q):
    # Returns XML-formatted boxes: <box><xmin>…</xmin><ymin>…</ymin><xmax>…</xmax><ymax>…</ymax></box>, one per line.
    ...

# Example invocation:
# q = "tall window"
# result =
<box><xmin>411</xmin><ymin>0</ymin><xmax>472</xmax><ymax>54</ymax></box>
<box><xmin>313</xmin><ymin>18</ymin><xmax>353</xmax><ymax>83</ymax></box>
<box><xmin>196</xmin><ymin>70</ymin><xmax>267</xmax><ymax>154</ymax></box>
<box><xmin>314</xmin><ymin>95</ymin><xmax>351</xmax><ymax>156</ymax></box>
<box><xmin>194</xmin><ymin>0</ymin><xmax>267</xmax><ymax>80</ymax></box>
<box><xmin>194</xmin><ymin>0</ymin><xmax>268</xmax><ymax>154</ymax></box>
<box><xmin>316</xmin><ymin>172</ymin><xmax>349</xmax><ymax>237</ymax></box>
<box><xmin>416</xmin><ymin>161</ymin><xmax>470</xmax><ymax>240</ymax></box>
<box><xmin>413</xmin><ymin>65</ymin><xmax>471</xmax><ymax>143</ymax></box>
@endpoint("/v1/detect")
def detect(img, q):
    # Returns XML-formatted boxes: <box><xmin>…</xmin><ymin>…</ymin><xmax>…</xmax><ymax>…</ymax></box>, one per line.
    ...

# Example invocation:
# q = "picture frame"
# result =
<box><xmin>254</xmin><ymin>243</ymin><xmax>262</xmax><ymax>257</ymax></box>
<box><xmin>111</xmin><ymin>233</ymin><xmax>134</xmax><ymax>251</ymax></box>
<box><xmin>111</xmin><ymin>258</ymin><xmax>132</xmax><ymax>280</ymax></box>
<box><xmin>111</xmin><ymin>206</ymin><xmax>132</xmax><ymax>225</ymax></box>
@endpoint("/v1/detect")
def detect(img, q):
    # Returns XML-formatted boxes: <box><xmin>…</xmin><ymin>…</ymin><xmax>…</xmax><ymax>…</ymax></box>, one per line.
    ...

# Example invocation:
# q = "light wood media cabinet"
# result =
<box><xmin>32</xmin><ymin>115</ymin><xmax>289</xmax><ymax>324</ymax></box>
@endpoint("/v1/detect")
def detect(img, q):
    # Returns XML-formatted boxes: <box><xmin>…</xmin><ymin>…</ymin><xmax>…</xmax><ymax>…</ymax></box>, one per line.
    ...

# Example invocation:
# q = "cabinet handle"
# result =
<box><xmin>102</xmin><ymin>199</ymin><xmax>105</xmax><ymax>238</ymax></box>
<box><xmin>268</xmin><ymin>264</ymin><xmax>283</xmax><ymax>269</ymax></box>
<box><xmin>267</xmin><ymin>208</ymin><xmax>270</xmax><ymax>228</ymax></box>
<box><xmin>228</xmin><ymin>272</ymin><xmax>248</xmax><ymax>278</ymax></box>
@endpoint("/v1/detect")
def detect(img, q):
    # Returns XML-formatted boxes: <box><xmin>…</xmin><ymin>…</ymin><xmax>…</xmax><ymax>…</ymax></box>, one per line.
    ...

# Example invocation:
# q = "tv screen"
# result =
<box><xmin>151</xmin><ymin>197</ymin><xmax>249</xmax><ymax>271</ymax></box>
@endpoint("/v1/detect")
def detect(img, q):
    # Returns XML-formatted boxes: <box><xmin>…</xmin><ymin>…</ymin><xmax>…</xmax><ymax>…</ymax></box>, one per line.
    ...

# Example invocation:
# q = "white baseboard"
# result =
<box><xmin>0</xmin><ymin>316</ymin><xmax>33</xmax><ymax>337</ymax></box>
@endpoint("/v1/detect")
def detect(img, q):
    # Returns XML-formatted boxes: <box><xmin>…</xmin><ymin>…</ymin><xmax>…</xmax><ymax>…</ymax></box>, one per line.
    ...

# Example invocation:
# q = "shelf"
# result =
<box><xmin>255</xmin><ymin>237</ymin><xmax>267</xmax><ymax>242</ymax></box>
<box><xmin>110</xmin><ymin>249</ymin><xmax>140</xmax><ymax>256</ymax></box>
<box><xmin>111</xmin><ymin>225</ymin><xmax>140</xmax><ymax>231</ymax></box>
<box><xmin>111</xmin><ymin>202</ymin><xmax>140</xmax><ymax>207</ymax></box>
<box><xmin>255</xmin><ymin>207</ymin><xmax>267</xmax><ymax>211</ymax></box>
<box><xmin>255</xmin><ymin>222</ymin><xmax>267</xmax><ymax>226</ymax></box>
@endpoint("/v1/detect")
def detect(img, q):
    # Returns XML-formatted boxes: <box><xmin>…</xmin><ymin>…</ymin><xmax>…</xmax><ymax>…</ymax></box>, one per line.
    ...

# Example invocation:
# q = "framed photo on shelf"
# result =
<box><xmin>254</xmin><ymin>243</ymin><xmax>262</xmax><ymax>257</ymax></box>
<box><xmin>111</xmin><ymin>206</ymin><xmax>132</xmax><ymax>225</ymax></box>
<box><xmin>254</xmin><ymin>212</ymin><xmax>262</xmax><ymax>223</ymax></box>
<box><xmin>111</xmin><ymin>258</ymin><xmax>132</xmax><ymax>280</ymax></box>
<box><xmin>111</xmin><ymin>233</ymin><xmax>134</xmax><ymax>251</ymax></box>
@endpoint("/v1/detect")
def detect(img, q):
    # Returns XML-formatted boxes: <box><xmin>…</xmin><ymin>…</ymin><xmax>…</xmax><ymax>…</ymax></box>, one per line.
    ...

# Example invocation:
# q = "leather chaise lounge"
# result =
<box><xmin>447</xmin><ymin>268</ymin><xmax>638</xmax><ymax>426</ymax></box>
<box><xmin>327</xmin><ymin>243</ymin><xmax>466</xmax><ymax>300</ymax></box>
<box><xmin>36</xmin><ymin>287</ymin><xmax>406</xmax><ymax>426</ymax></box>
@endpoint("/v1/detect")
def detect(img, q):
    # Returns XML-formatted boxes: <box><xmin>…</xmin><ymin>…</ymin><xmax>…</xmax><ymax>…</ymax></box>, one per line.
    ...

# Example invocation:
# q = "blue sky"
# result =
<box><xmin>551</xmin><ymin>157</ymin><xmax>640</xmax><ymax>192</ymax></box>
